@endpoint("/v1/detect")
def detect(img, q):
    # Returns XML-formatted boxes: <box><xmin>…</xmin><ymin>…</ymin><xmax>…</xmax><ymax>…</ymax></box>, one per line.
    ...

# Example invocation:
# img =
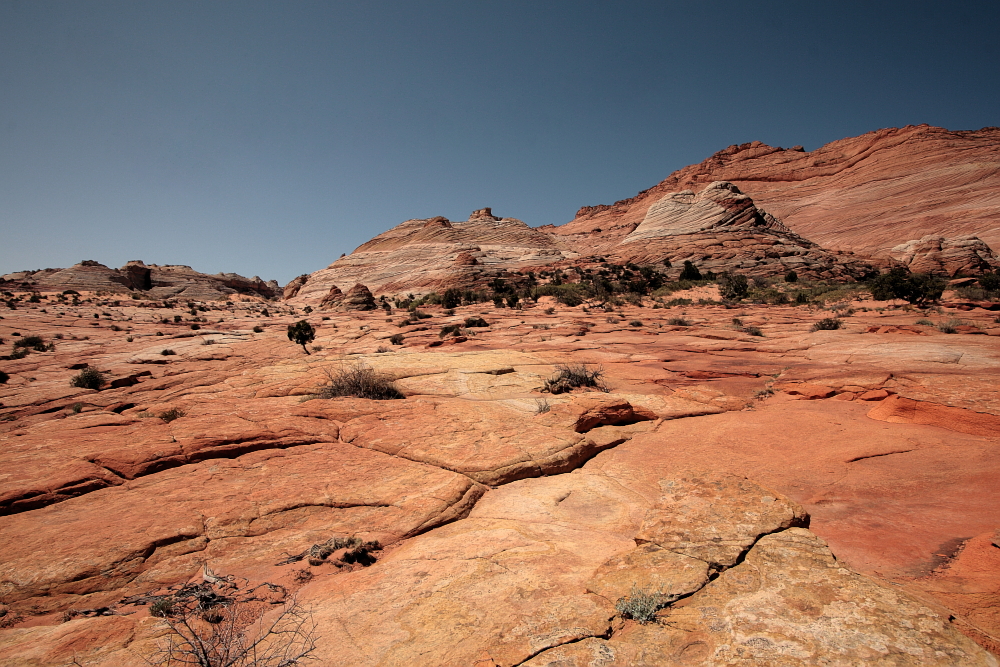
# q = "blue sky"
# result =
<box><xmin>2</xmin><ymin>1</ymin><xmax>998</xmax><ymax>285</ymax></box>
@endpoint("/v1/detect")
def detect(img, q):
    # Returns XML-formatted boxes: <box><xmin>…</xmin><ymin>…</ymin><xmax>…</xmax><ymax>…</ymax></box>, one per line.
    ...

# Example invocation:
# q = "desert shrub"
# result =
<box><xmin>742</xmin><ymin>325</ymin><xmax>764</xmax><ymax>337</ymax></box>
<box><xmin>13</xmin><ymin>335</ymin><xmax>46</xmax><ymax>351</ymax></box>
<box><xmin>319</xmin><ymin>363</ymin><xmax>404</xmax><ymax>400</ymax></box>
<box><xmin>287</xmin><ymin>320</ymin><xmax>316</xmax><ymax>354</ymax></box>
<box><xmin>190</xmin><ymin>323</ymin><xmax>201</xmax><ymax>330</ymax></box>
<box><xmin>543</xmin><ymin>364</ymin><xmax>608</xmax><ymax>394</ymax></box>
<box><xmin>976</xmin><ymin>271</ymin><xmax>1000</xmax><ymax>291</ymax></box>
<box><xmin>534</xmin><ymin>398</ymin><xmax>551</xmax><ymax>414</ymax></box>
<box><xmin>812</xmin><ymin>318</ymin><xmax>842</xmax><ymax>331</ymax></box>
<box><xmin>412</xmin><ymin>310</ymin><xmax>432</xmax><ymax>320</ymax></box>
<box><xmin>253</xmin><ymin>326</ymin><xmax>263</xmax><ymax>333</ymax></box>
<box><xmin>718</xmin><ymin>272</ymin><xmax>749</xmax><ymax>301</ymax></box>
<box><xmin>915</xmin><ymin>319</ymin><xmax>934</xmax><ymax>325</ymax></box>
<box><xmin>667</xmin><ymin>317</ymin><xmax>691</xmax><ymax>326</ymax></box>
<box><xmin>173</xmin><ymin>315</ymin><xmax>182</xmax><ymax>323</ymax></box>
<box><xmin>678</xmin><ymin>261</ymin><xmax>703</xmax><ymax>281</ymax></box>
<box><xmin>70</xmin><ymin>367</ymin><xmax>106</xmax><ymax>390</ymax></box>
<box><xmin>161</xmin><ymin>349</ymin><xmax>176</xmax><ymax>356</ymax></box>
<box><xmin>145</xmin><ymin>577</ymin><xmax>317</xmax><ymax>667</ymax></box>
<box><xmin>785</xmin><ymin>270</ymin><xmax>798</xmax><ymax>283</ymax></box>
<box><xmin>868</xmin><ymin>268</ymin><xmax>945</xmax><ymax>305</ymax></box>
<box><xmin>544</xmin><ymin>307</ymin><xmax>555</xmax><ymax>314</ymax></box>
<box><xmin>937</xmin><ymin>319</ymin><xmax>963</xmax><ymax>334</ymax></box>
<box><xmin>0</xmin><ymin>370</ymin><xmax>8</xmax><ymax>384</ymax></box>
<box><xmin>629</xmin><ymin>320</ymin><xmax>643</xmax><ymax>327</ymax></box>
<box><xmin>389</xmin><ymin>333</ymin><xmax>404</xmax><ymax>345</ymax></box>
<box><xmin>159</xmin><ymin>408</ymin><xmax>185</xmax><ymax>422</ymax></box>
<box><xmin>664</xmin><ymin>298</ymin><xmax>692</xmax><ymax>307</ymax></box>
<box><xmin>615</xmin><ymin>584</ymin><xmax>678</xmax><ymax>624</ymax></box>
<box><xmin>441</xmin><ymin>288</ymin><xmax>462</xmax><ymax>309</ymax></box>
<box><xmin>464</xmin><ymin>316</ymin><xmax>489</xmax><ymax>328</ymax></box>
<box><xmin>439</xmin><ymin>324</ymin><xmax>462</xmax><ymax>338</ymax></box>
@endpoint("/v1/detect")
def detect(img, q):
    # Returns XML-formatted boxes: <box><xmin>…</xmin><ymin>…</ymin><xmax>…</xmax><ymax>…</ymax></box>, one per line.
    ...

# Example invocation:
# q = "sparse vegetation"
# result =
<box><xmin>812</xmin><ymin>318</ymin><xmax>842</xmax><ymax>331</ymax></box>
<box><xmin>0</xmin><ymin>370</ymin><xmax>9</xmax><ymax>384</ymax></box>
<box><xmin>319</xmin><ymin>363</ymin><xmax>405</xmax><ymax>400</ymax></box>
<box><xmin>937</xmin><ymin>319</ymin><xmax>963</xmax><ymax>334</ymax></box>
<box><xmin>252</xmin><ymin>326</ymin><xmax>263</xmax><ymax>333</ymax></box>
<box><xmin>667</xmin><ymin>317</ymin><xmax>691</xmax><ymax>326</ymax></box>
<box><xmin>678</xmin><ymin>260</ymin><xmax>702</xmax><ymax>281</ymax></box>
<box><xmin>542</xmin><ymin>364</ymin><xmax>608</xmax><ymax>394</ymax></box>
<box><xmin>718</xmin><ymin>272</ymin><xmax>749</xmax><ymax>301</ymax></box>
<box><xmin>161</xmin><ymin>349</ymin><xmax>176</xmax><ymax>356</ymax></box>
<box><xmin>464</xmin><ymin>316</ymin><xmax>489</xmax><ymax>328</ymax></box>
<box><xmin>389</xmin><ymin>333</ymin><xmax>404</xmax><ymax>345</ymax></box>
<box><xmin>159</xmin><ymin>408</ymin><xmax>186</xmax><ymax>422</ymax></box>
<box><xmin>628</xmin><ymin>320</ymin><xmax>643</xmax><ymax>327</ymax></box>
<box><xmin>615</xmin><ymin>584</ymin><xmax>678</xmax><ymax>623</ymax></box>
<box><xmin>14</xmin><ymin>335</ymin><xmax>49</xmax><ymax>352</ymax></box>
<box><xmin>439</xmin><ymin>324</ymin><xmax>462</xmax><ymax>338</ymax></box>
<box><xmin>70</xmin><ymin>367</ymin><xmax>106</xmax><ymax>390</ymax></box>
<box><xmin>143</xmin><ymin>576</ymin><xmax>317</xmax><ymax>667</ymax></box>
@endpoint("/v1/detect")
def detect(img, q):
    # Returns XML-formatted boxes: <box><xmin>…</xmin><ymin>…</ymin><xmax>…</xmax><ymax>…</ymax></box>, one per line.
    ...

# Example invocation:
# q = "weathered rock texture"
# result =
<box><xmin>557</xmin><ymin>124</ymin><xmax>1000</xmax><ymax>253</ymax></box>
<box><xmin>607</xmin><ymin>181</ymin><xmax>870</xmax><ymax>279</ymax></box>
<box><xmin>890</xmin><ymin>235</ymin><xmax>1000</xmax><ymax>276</ymax></box>
<box><xmin>1</xmin><ymin>260</ymin><xmax>279</xmax><ymax>300</ymax></box>
<box><xmin>286</xmin><ymin>210</ymin><xmax>572</xmax><ymax>302</ymax></box>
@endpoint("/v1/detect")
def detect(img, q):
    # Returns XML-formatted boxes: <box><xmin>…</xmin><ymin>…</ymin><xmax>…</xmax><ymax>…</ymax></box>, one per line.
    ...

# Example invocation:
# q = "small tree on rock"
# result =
<box><xmin>287</xmin><ymin>320</ymin><xmax>316</xmax><ymax>355</ymax></box>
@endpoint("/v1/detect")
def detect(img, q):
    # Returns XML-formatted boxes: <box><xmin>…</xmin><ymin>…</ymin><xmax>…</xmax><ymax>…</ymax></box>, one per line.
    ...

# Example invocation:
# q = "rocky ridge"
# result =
<box><xmin>2</xmin><ymin>260</ymin><xmax>279</xmax><ymax>301</ymax></box>
<box><xmin>558</xmin><ymin>124</ymin><xmax>1000</xmax><ymax>253</ymax></box>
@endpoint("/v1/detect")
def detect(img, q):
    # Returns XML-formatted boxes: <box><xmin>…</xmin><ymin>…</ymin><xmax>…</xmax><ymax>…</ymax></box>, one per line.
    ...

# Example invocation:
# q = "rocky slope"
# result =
<box><xmin>0</xmin><ymin>286</ymin><xmax>999</xmax><ymax>664</ymax></box>
<box><xmin>1</xmin><ymin>260</ymin><xmax>280</xmax><ymax>300</ymax></box>
<box><xmin>556</xmin><ymin>124</ymin><xmax>1000</xmax><ymax>253</ymax></box>
<box><xmin>287</xmin><ymin>208</ymin><xmax>572</xmax><ymax>304</ymax></box>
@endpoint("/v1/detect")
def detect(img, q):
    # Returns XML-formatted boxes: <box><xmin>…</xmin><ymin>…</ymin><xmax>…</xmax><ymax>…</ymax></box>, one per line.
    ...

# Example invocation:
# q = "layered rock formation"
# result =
<box><xmin>286</xmin><ymin>210</ymin><xmax>572</xmax><ymax>303</ymax></box>
<box><xmin>890</xmin><ymin>235</ymin><xmax>1000</xmax><ymax>276</ymax></box>
<box><xmin>557</xmin><ymin>124</ymin><xmax>1000</xmax><ymax>253</ymax></box>
<box><xmin>1</xmin><ymin>260</ymin><xmax>279</xmax><ymax>300</ymax></box>
<box><xmin>595</xmin><ymin>181</ymin><xmax>871</xmax><ymax>279</ymax></box>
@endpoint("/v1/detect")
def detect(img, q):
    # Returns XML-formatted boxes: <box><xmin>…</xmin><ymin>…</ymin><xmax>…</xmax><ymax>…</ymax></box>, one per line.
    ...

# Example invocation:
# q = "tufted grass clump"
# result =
<box><xmin>615</xmin><ymin>584</ymin><xmax>678</xmax><ymax>623</ymax></box>
<box><xmin>70</xmin><ymin>367</ymin><xmax>106</xmax><ymax>390</ymax></box>
<box><xmin>319</xmin><ymin>363</ymin><xmax>404</xmax><ymax>400</ymax></box>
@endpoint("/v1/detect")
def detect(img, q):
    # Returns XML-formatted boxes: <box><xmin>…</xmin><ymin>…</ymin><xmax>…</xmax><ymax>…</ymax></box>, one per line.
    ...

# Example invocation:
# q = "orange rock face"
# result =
<box><xmin>1</xmin><ymin>286</ymin><xmax>998</xmax><ymax>664</ymax></box>
<box><xmin>559</xmin><ymin>124</ymin><xmax>1000</xmax><ymax>254</ymax></box>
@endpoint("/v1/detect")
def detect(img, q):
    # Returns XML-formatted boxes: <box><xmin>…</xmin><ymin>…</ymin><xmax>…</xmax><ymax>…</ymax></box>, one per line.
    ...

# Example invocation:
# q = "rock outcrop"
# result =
<box><xmin>319</xmin><ymin>283</ymin><xmax>376</xmax><ymax>311</ymax></box>
<box><xmin>1</xmin><ymin>260</ymin><xmax>280</xmax><ymax>300</ymax></box>
<box><xmin>557</xmin><ymin>124</ymin><xmax>1000</xmax><ymax>253</ymax></box>
<box><xmin>607</xmin><ymin>181</ymin><xmax>871</xmax><ymax>279</ymax></box>
<box><xmin>287</xmin><ymin>210</ymin><xmax>572</xmax><ymax>303</ymax></box>
<box><xmin>889</xmin><ymin>235</ymin><xmax>1000</xmax><ymax>276</ymax></box>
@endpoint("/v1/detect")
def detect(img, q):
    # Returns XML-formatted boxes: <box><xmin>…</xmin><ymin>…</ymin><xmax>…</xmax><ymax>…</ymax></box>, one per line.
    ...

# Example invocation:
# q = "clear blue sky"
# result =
<box><xmin>2</xmin><ymin>1</ymin><xmax>998</xmax><ymax>285</ymax></box>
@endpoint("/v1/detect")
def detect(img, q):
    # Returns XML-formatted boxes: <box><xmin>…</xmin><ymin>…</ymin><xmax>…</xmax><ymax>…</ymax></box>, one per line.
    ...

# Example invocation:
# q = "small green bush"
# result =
<box><xmin>667</xmin><ymin>317</ymin><xmax>691</xmax><ymax>326</ymax></box>
<box><xmin>615</xmin><ymin>584</ymin><xmax>677</xmax><ymax>623</ymax></box>
<box><xmin>389</xmin><ymin>333</ymin><xmax>404</xmax><ymax>345</ymax></box>
<box><xmin>70</xmin><ymin>367</ymin><xmax>106</xmax><ymax>390</ymax></box>
<box><xmin>439</xmin><ymin>324</ymin><xmax>462</xmax><ymax>338</ymax></box>
<box><xmin>937</xmin><ymin>319</ymin><xmax>962</xmax><ymax>334</ymax></box>
<box><xmin>13</xmin><ymin>335</ymin><xmax>45</xmax><ymax>351</ymax></box>
<box><xmin>718</xmin><ymin>272</ymin><xmax>749</xmax><ymax>301</ymax></box>
<box><xmin>464</xmin><ymin>316</ymin><xmax>489</xmax><ymax>328</ymax></box>
<box><xmin>784</xmin><ymin>270</ymin><xmax>798</xmax><ymax>283</ymax></box>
